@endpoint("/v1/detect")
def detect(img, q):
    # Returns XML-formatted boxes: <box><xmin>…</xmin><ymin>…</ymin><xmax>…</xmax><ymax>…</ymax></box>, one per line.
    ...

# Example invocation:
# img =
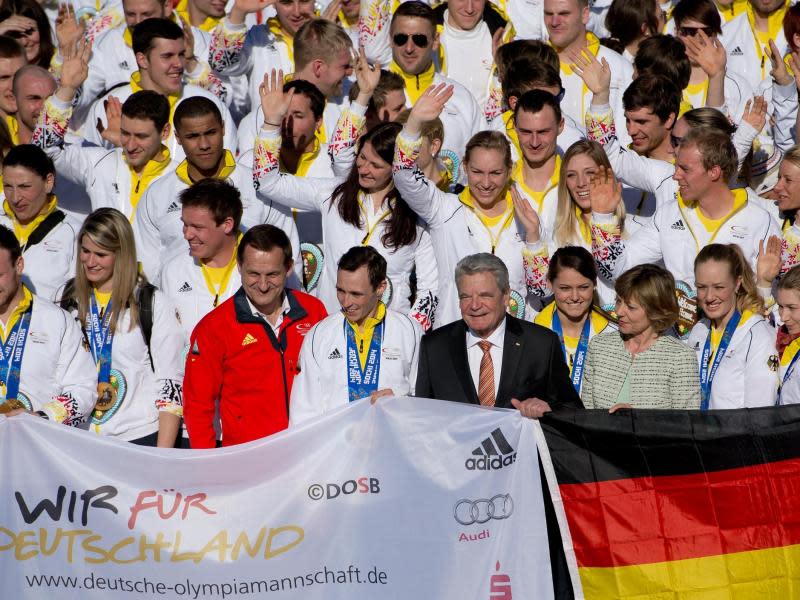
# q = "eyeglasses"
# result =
<box><xmin>670</xmin><ymin>134</ymin><xmax>684</xmax><ymax>148</ymax></box>
<box><xmin>392</xmin><ymin>33</ymin><xmax>429</xmax><ymax>48</ymax></box>
<box><xmin>677</xmin><ymin>26</ymin><xmax>715</xmax><ymax>38</ymax></box>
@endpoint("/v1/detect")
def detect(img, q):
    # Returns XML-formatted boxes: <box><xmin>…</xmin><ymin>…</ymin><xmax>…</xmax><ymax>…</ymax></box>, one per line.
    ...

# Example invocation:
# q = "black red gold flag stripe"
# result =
<box><xmin>539</xmin><ymin>406</ymin><xmax>800</xmax><ymax>598</ymax></box>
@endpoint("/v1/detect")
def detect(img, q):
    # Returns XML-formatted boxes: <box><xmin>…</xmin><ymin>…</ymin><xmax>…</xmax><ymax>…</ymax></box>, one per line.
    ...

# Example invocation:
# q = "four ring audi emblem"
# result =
<box><xmin>454</xmin><ymin>494</ymin><xmax>514</xmax><ymax>525</ymax></box>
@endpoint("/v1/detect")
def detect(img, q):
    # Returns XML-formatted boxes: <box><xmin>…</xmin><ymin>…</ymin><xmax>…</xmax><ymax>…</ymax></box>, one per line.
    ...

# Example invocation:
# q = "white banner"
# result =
<box><xmin>0</xmin><ymin>397</ymin><xmax>555</xmax><ymax>599</ymax></box>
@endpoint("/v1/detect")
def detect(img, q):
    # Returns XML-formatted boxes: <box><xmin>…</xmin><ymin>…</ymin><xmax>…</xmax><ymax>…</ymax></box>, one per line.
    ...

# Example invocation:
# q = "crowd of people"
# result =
<box><xmin>0</xmin><ymin>0</ymin><xmax>798</xmax><ymax>449</ymax></box>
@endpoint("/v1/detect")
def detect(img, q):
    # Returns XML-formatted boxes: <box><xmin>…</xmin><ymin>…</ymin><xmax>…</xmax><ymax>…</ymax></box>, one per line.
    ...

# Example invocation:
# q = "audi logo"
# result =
<box><xmin>454</xmin><ymin>494</ymin><xmax>514</xmax><ymax>526</ymax></box>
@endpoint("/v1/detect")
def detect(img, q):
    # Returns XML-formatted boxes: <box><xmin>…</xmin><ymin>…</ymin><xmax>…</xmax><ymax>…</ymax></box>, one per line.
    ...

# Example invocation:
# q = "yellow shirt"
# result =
<box><xmin>709</xmin><ymin>310</ymin><xmax>753</xmax><ymax>361</ymax></box>
<box><xmin>683</xmin><ymin>79</ymin><xmax>708</xmax><ymax>110</ymax></box>
<box><xmin>176</xmin><ymin>150</ymin><xmax>237</xmax><ymax>185</ymax></box>
<box><xmin>717</xmin><ymin>0</ymin><xmax>747</xmax><ymax>21</ymax></box>
<box><xmin>130</xmin><ymin>71</ymin><xmax>180</xmax><ymax>118</ymax></box>
<box><xmin>175</xmin><ymin>0</ymin><xmax>220</xmax><ymax>32</ymax></box>
<box><xmin>93</xmin><ymin>289</ymin><xmax>112</xmax><ymax>313</ymax></box>
<box><xmin>458</xmin><ymin>187</ymin><xmax>515</xmax><ymax>249</ymax></box>
<box><xmin>281</xmin><ymin>126</ymin><xmax>326</xmax><ymax>177</ymax></box>
<box><xmin>390</xmin><ymin>61</ymin><xmax>436</xmax><ymax>104</ymax></box>
<box><xmin>746</xmin><ymin>0</ymin><xmax>789</xmax><ymax>77</ymax></box>
<box><xmin>5</xmin><ymin>196</ymin><xmax>58</xmax><ymax>245</ymax></box>
<box><xmin>128</xmin><ymin>146</ymin><xmax>172</xmax><ymax>218</ymax></box>
<box><xmin>0</xmin><ymin>285</ymin><xmax>32</xmax><ymax>344</ymax></box>
<box><xmin>267</xmin><ymin>18</ymin><xmax>295</xmax><ymax>64</ymax></box>
<box><xmin>512</xmin><ymin>155</ymin><xmax>561</xmax><ymax>214</ymax></box>
<box><xmin>692</xmin><ymin>188</ymin><xmax>747</xmax><ymax>234</ymax></box>
<box><xmin>200</xmin><ymin>242</ymin><xmax>239</xmax><ymax>307</ymax></box>
<box><xmin>347</xmin><ymin>302</ymin><xmax>386</xmax><ymax>369</ymax></box>
<box><xmin>4</xmin><ymin>114</ymin><xmax>19</xmax><ymax>145</ymax></box>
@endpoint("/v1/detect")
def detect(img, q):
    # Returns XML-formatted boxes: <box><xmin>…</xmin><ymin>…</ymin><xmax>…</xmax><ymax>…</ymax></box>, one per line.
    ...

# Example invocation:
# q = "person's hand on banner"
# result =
<box><xmin>609</xmin><ymin>403</ymin><xmax>632</xmax><ymax>413</ymax></box>
<box><xmin>369</xmin><ymin>388</ymin><xmax>394</xmax><ymax>404</ymax></box>
<box><xmin>511</xmin><ymin>397</ymin><xmax>551</xmax><ymax>418</ymax></box>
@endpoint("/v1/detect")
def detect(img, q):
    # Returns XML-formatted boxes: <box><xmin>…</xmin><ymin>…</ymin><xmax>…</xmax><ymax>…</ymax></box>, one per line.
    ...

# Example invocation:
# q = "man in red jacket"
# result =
<box><xmin>183</xmin><ymin>224</ymin><xmax>327</xmax><ymax>448</ymax></box>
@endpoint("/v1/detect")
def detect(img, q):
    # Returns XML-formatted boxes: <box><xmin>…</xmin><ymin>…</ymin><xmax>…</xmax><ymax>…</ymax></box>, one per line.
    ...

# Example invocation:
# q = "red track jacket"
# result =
<box><xmin>183</xmin><ymin>287</ymin><xmax>327</xmax><ymax>448</ymax></box>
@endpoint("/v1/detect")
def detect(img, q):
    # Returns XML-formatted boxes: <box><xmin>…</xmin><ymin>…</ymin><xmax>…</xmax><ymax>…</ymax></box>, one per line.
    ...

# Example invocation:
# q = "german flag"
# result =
<box><xmin>540</xmin><ymin>407</ymin><xmax>800</xmax><ymax>598</ymax></box>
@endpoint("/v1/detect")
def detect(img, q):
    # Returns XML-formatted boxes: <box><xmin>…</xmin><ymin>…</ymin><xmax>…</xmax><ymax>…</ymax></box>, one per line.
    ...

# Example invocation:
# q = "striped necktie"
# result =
<box><xmin>478</xmin><ymin>340</ymin><xmax>495</xmax><ymax>407</ymax></box>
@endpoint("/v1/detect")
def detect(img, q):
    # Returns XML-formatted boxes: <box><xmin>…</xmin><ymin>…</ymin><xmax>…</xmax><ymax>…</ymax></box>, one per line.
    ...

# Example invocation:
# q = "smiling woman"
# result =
<box><xmin>0</xmin><ymin>0</ymin><xmax>54</xmax><ymax>68</ymax></box>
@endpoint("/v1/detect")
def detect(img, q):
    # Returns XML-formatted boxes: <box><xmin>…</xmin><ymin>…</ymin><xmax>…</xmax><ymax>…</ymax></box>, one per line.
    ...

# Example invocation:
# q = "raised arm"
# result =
<box><xmin>359</xmin><ymin>0</ymin><xmax>392</xmax><ymax>66</ymax></box>
<box><xmin>208</xmin><ymin>0</ymin><xmax>276</xmax><ymax>76</ymax></box>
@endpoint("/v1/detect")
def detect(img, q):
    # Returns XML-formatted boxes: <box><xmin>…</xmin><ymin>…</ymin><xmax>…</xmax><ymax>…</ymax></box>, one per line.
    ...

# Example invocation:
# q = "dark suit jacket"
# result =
<box><xmin>415</xmin><ymin>316</ymin><xmax>584</xmax><ymax>410</ymax></box>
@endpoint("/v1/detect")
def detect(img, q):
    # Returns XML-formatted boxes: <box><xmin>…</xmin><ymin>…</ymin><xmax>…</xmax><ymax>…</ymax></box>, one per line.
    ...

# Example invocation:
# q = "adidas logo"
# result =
<box><xmin>730</xmin><ymin>46</ymin><xmax>743</xmax><ymax>56</ymax></box>
<box><xmin>178</xmin><ymin>282</ymin><xmax>192</xmax><ymax>292</ymax></box>
<box><xmin>671</xmin><ymin>219</ymin><xmax>686</xmax><ymax>230</ymax></box>
<box><xmin>241</xmin><ymin>333</ymin><xmax>257</xmax><ymax>346</ymax></box>
<box><xmin>166</xmin><ymin>201</ymin><xmax>181</xmax><ymax>214</ymax></box>
<box><xmin>328</xmin><ymin>348</ymin><xmax>342</xmax><ymax>359</ymax></box>
<box><xmin>465</xmin><ymin>428</ymin><xmax>517</xmax><ymax>471</ymax></box>
<box><xmin>119</xmin><ymin>61</ymin><xmax>129</xmax><ymax>69</ymax></box>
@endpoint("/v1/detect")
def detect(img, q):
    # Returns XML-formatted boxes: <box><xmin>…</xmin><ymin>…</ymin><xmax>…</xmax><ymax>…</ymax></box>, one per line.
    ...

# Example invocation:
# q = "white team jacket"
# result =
<box><xmin>592</xmin><ymin>194</ymin><xmax>780</xmax><ymax>288</ymax></box>
<box><xmin>0</xmin><ymin>212</ymin><xmax>80</xmax><ymax>301</ymax></box>
<box><xmin>66</xmin><ymin>288</ymin><xmax>187</xmax><ymax>440</ymax></box>
<box><xmin>686</xmin><ymin>315</ymin><xmax>778</xmax><ymax>409</ymax></box>
<box><xmin>720</xmin><ymin>12</ymin><xmax>789</xmax><ymax>97</ymax></box>
<box><xmin>289</xmin><ymin>308</ymin><xmax>422</xmax><ymax>425</ymax></box>
<box><xmin>393</xmin><ymin>131</ymin><xmax>534</xmax><ymax>327</ymax></box>
<box><xmin>159</xmin><ymin>251</ymin><xmax>242</xmax><ymax>338</ymax></box>
<box><xmin>253</xmin><ymin>130</ymin><xmax>439</xmax><ymax>324</ymax></box>
<box><xmin>84</xmin><ymin>83</ymin><xmax>238</xmax><ymax>161</ymax></box>
<box><xmin>779</xmin><ymin>349</ymin><xmax>800</xmax><ymax>406</ymax></box>
<box><xmin>132</xmin><ymin>161</ymin><xmax>299</xmax><ymax>283</ymax></box>
<box><xmin>13</xmin><ymin>294</ymin><xmax>97</xmax><ymax>425</ymax></box>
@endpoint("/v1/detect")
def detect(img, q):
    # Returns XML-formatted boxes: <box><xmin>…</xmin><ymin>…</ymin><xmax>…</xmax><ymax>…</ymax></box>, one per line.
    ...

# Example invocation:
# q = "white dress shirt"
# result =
<box><xmin>466</xmin><ymin>318</ymin><xmax>506</xmax><ymax>398</ymax></box>
<box><xmin>246</xmin><ymin>294</ymin><xmax>291</xmax><ymax>337</ymax></box>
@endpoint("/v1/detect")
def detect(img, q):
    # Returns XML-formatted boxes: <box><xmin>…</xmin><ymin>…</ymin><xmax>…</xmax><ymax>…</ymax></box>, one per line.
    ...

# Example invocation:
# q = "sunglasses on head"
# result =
<box><xmin>392</xmin><ymin>33</ymin><xmax>429</xmax><ymax>48</ymax></box>
<box><xmin>678</xmin><ymin>26</ymin><xmax>715</xmax><ymax>37</ymax></box>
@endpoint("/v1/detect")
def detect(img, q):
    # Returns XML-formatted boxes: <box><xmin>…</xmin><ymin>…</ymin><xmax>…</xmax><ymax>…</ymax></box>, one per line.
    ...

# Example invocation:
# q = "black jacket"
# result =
<box><xmin>415</xmin><ymin>316</ymin><xmax>584</xmax><ymax>410</ymax></box>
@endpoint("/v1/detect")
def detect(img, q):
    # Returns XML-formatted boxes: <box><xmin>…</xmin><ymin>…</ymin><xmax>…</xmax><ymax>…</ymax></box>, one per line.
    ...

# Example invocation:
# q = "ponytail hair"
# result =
<box><xmin>694</xmin><ymin>243</ymin><xmax>764</xmax><ymax>314</ymax></box>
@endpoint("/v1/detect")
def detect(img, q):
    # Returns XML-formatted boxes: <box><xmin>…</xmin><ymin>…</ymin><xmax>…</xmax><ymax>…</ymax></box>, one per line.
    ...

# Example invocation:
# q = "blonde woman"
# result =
<box><xmin>522</xmin><ymin>140</ymin><xmax>625</xmax><ymax>307</ymax></box>
<box><xmin>61</xmin><ymin>208</ymin><xmax>186</xmax><ymax>446</ymax></box>
<box><xmin>687</xmin><ymin>244</ymin><xmax>778</xmax><ymax>409</ymax></box>
<box><xmin>773</xmin><ymin>146</ymin><xmax>800</xmax><ymax>276</ymax></box>
<box><xmin>776</xmin><ymin>266</ymin><xmax>800</xmax><ymax>405</ymax></box>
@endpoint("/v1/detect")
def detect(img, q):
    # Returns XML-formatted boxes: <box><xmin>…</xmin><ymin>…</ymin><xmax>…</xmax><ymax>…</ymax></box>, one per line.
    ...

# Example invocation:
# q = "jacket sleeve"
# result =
<box><xmin>409</xmin><ymin>227</ymin><xmax>439</xmax><ymax>331</ymax></box>
<box><xmin>543</xmin><ymin>329</ymin><xmax>584</xmax><ymax>410</ymax></box>
<box><xmin>151</xmin><ymin>291</ymin><xmax>187</xmax><ymax>417</ymax></box>
<box><xmin>406</xmin><ymin>319</ymin><xmax>423</xmax><ymax>396</ymax></box>
<box><xmin>414</xmin><ymin>335</ymin><xmax>434</xmax><ymax>399</ymax></box>
<box><xmin>182</xmin><ymin>320</ymin><xmax>224</xmax><ymax>448</ymax></box>
<box><xmin>772</xmin><ymin>79</ymin><xmax>798</xmax><ymax>153</ymax></box>
<box><xmin>668</xmin><ymin>344</ymin><xmax>701</xmax><ymax>409</ymax></box>
<box><xmin>288</xmin><ymin>323</ymin><xmax>324</xmax><ymax>426</ymax></box>
<box><xmin>743</xmin><ymin>323</ymin><xmax>779</xmax><ymax>407</ymax></box>
<box><xmin>42</xmin><ymin>311</ymin><xmax>97</xmax><ymax>425</ymax></box>
<box><xmin>208</xmin><ymin>18</ymin><xmax>252</xmax><ymax>77</ymax></box>
<box><xmin>328</xmin><ymin>101</ymin><xmax>367</xmax><ymax>179</ymax></box>
<box><xmin>392</xmin><ymin>130</ymin><xmax>454</xmax><ymax>226</ymax></box>
<box><xmin>591</xmin><ymin>210</ymin><xmax>663</xmax><ymax>280</ymax></box>
<box><xmin>252</xmin><ymin>127</ymin><xmax>338</xmax><ymax>212</ymax></box>
<box><xmin>132</xmin><ymin>187</ymin><xmax>163</xmax><ymax>282</ymax></box>
<box><xmin>359</xmin><ymin>0</ymin><xmax>393</xmax><ymax>66</ymax></box>
<box><xmin>586</xmin><ymin>102</ymin><xmax>674</xmax><ymax>196</ymax></box>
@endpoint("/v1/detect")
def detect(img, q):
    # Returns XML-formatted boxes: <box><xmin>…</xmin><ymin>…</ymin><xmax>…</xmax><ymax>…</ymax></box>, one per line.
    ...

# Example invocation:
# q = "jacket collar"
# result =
<box><xmin>233</xmin><ymin>287</ymin><xmax>308</xmax><ymax>326</ymax></box>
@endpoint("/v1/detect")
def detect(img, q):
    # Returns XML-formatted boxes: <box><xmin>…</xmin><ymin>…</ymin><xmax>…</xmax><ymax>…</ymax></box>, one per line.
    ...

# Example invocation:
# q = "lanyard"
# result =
<box><xmin>88</xmin><ymin>296</ymin><xmax>114</xmax><ymax>385</ymax></box>
<box><xmin>200</xmin><ymin>250</ymin><xmax>238</xmax><ymax>307</ymax></box>
<box><xmin>344</xmin><ymin>319</ymin><xmax>384</xmax><ymax>402</ymax></box>
<box><xmin>778</xmin><ymin>349</ymin><xmax>800</xmax><ymax>405</ymax></box>
<box><xmin>699</xmin><ymin>311</ymin><xmax>741</xmax><ymax>410</ymax></box>
<box><xmin>551</xmin><ymin>311</ymin><xmax>591</xmax><ymax>394</ymax></box>
<box><xmin>0</xmin><ymin>307</ymin><xmax>32</xmax><ymax>401</ymax></box>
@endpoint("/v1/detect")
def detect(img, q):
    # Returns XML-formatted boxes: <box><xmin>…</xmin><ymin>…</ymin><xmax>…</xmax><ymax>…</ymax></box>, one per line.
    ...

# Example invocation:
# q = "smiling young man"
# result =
<box><xmin>159</xmin><ymin>178</ymin><xmax>243</xmax><ymax>337</ymax></box>
<box><xmin>183</xmin><ymin>224</ymin><xmax>327</xmax><ymax>448</ymax></box>
<box><xmin>35</xmin><ymin>51</ymin><xmax>175</xmax><ymax>221</ymax></box>
<box><xmin>290</xmin><ymin>246</ymin><xmax>422</xmax><ymax>424</ymax></box>
<box><xmin>84</xmin><ymin>18</ymin><xmax>237</xmax><ymax>158</ymax></box>
<box><xmin>133</xmin><ymin>96</ymin><xmax>299</xmax><ymax>283</ymax></box>
<box><xmin>414</xmin><ymin>252</ymin><xmax>582</xmax><ymax>416</ymax></box>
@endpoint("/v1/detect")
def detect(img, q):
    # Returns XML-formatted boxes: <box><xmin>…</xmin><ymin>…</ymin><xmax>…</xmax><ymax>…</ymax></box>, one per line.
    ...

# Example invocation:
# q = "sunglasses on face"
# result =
<box><xmin>392</xmin><ymin>33</ymin><xmax>429</xmax><ymax>48</ymax></box>
<box><xmin>678</xmin><ymin>26</ymin><xmax>715</xmax><ymax>38</ymax></box>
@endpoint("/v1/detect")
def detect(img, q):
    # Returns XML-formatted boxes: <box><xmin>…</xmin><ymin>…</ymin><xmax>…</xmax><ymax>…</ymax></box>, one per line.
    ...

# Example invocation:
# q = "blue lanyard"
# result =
<box><xmin>778</xmin><ymin>350</ymin><xmax>800</xmax><ymax>405</ymax></box>
<box><xmin>551</xmin><ymin>311</ymin><xmax>591</xmax><ymax>394</ymax></box>
<box><xmin>699</xmin><ymin>311</ymin><xmax>740</xmax><ymax>410</ymax></box>
<box><xmin>344</xmin><ymin>318</ymin><xmax>384</xmax><ymax>402</ymax></box>
<box><xmin>0</xmin><ymin>306</ymin><xmax>32</xmax><ymax>401</ymax></box>
<box><xmin>87</xmin><ymin>296</ymin><xmax>114</xmax><ymax>384</ymax></box>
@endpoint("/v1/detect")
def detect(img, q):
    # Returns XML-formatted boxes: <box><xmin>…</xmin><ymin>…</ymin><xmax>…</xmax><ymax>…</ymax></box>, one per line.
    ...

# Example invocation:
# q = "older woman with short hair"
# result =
<box><xmin>581</xmin><ymin>264</ymin><xmax>701</xmax><ymax>411</ymax></box>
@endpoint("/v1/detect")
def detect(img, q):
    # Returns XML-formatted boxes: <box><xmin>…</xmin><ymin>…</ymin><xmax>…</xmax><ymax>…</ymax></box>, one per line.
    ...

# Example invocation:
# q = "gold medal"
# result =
<box><xmin>0</xmin><ymin>398</ymin><xmax>26</xmax><ymax>413</ymax></box>
<box><xmin>96</xmin><ymin>382</ymin><xmax>117</xmax><ymax>411</ymax></box>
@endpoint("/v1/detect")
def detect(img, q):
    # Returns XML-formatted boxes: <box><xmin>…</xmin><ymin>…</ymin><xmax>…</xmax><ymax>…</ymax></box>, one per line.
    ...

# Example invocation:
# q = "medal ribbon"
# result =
<box><xmin>344</xmin><ymin>319</ymin><xmax>384</xmax><ymax>402</ymax></box>
<box><xmin>88</xmin><ymin>296</ymin><xmax>114</xmax><ymax>385</ymax></box>
<box><xmin>778</xmin><ymin>349</ymin><xmax>800</xmax><ymax>405</ymax></box>
<box><xmin>0</xmin><ymin>307</ymin><xmax>32</xmax><ymax>401</ymax></box>
<box><xmin>699</xmin><ymin>310</ymin><xmax>740</xmax><ymax>410</ymax></box>
<box><xmin>551</xmin><ymin>311</ymin><xmax>590</xmax><ymax>394</ymax></box>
